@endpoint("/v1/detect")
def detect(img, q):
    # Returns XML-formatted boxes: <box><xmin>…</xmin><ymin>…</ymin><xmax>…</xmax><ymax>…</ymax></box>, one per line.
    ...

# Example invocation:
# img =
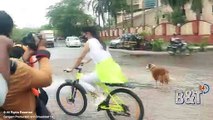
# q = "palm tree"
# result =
<box><xmin>106</xmin><ymin>0</ymin><xmax>128</xmax><ymax>27</ymax></box>
<box><xmin>88</xmin><ymin>0</ymin><xmax>106</xmax><ymax>27</ymax></box>
<box><xmin>190</xmin><ymin>0</ymin><xmax>203</xmax><ymax>20</ymax></box>
<box><xmin>89</xmin><ymin>0</ymin><xmax>128</xmax><ymax>28</ymax></box>
<box><xmin>161</xmin><ymin>0</ymin><xmax>190</xmax><ymax>10</ymax></box>
<box><xmin>161</xmin><ymin>0</ymin><xmax>213</xmax><ymax>20</ymax></box>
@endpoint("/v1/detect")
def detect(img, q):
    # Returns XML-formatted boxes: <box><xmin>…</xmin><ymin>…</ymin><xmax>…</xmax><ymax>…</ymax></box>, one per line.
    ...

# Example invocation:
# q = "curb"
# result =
<box><xmin>110</xmin><ymin>46</ymin><xmax>213</xmax><ymax>55</ymax></box>
<box><xmin>109</xmin><ymin>49</ymin><xmax>168</xmax><ymax>55</ymax></box>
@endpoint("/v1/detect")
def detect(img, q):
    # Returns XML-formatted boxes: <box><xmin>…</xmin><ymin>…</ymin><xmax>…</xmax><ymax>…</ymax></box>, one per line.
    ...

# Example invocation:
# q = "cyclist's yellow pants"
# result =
<box><xmin>96</xmin><ymin>57</ymin><xmax>128</xmax><ymax>83</ymax></box>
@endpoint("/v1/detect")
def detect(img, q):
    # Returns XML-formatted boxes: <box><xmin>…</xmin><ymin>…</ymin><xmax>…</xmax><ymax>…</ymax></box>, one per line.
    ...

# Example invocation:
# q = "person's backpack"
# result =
<box><xmin>38</xmin><ymin>88</ymin><xmax>48</xmax><ymax>106</ymax></box>
<box><xmin>36</xmin><ymin>96</ymin><xmax>53</xmax><ymax>120</ymax></box>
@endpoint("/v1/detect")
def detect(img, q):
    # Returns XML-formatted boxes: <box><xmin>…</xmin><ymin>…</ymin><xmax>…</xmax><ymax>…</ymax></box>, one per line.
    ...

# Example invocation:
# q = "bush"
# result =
<box><xmin>199</xmin><ymin>37</ymin><xmax>208</xmax><ymax>52</ymax></box>
<box><xmin>139</xmin><ymin>31</ymin><xmax>152</xmax><ymax>37</ymax></box>
<box><xmin>191</xmin><ymin>43</ymin><xmax>200</xmax><ymax>46</ymax></box>
<box><xmin>151</xmin><ymin>39</ymin><xmax>165</xmax><ymax>51</ymax></box>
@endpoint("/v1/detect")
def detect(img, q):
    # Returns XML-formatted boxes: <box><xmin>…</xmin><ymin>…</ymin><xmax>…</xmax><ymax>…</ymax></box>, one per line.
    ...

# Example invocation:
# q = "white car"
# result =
<box><xmin>109</xmin><ymin>38</ymin><xmax>122</xmax><ymax>49</ymax></box>
<box><xmin>65</xmin><ymin>36</ymin><xmax>82</xmax><ymax>47</ymax></box>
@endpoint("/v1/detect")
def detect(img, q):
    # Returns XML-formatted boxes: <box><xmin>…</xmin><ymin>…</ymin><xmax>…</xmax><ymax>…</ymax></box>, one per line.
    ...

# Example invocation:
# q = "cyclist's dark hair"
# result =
<box><xmin>82</xmin><ymin>26</ymin><xmax>106</xmax><ymax>50</ymax></box>
<box><xmin>0</xmin><ymin>11</ymin><xmax>14</xmax><ymax>37</ymax></box>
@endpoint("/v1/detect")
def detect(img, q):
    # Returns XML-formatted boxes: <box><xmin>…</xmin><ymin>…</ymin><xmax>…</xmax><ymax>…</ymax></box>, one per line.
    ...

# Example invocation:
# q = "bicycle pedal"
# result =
<box><xmin>97</xmin><ymin>101</ymin><xmax>107</xmax><ymax>111</ymax></box>
<box><xmin>121</xmin><ymin>104</ymin><xmax>130</xmax><ymax>112</ymax></box>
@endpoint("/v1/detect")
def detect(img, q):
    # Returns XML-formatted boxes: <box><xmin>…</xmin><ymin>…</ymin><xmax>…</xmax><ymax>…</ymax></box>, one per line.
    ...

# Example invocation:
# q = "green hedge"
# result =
<box><xmin>151</xmin><ymin>38</ymin><xmax>166</xmax><ymax>51</ymax></box>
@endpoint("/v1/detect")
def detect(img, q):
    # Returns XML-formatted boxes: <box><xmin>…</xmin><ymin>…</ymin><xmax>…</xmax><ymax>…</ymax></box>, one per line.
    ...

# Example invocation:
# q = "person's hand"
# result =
<box><xmin>22</xmin><ymin>47</ymin><xmax>35</xmax><ymax>62</ymax></box>
<box><xmin>37</xmin><ymin>34</ymin><xmax>46</xmax><ymax>50</ymax></box>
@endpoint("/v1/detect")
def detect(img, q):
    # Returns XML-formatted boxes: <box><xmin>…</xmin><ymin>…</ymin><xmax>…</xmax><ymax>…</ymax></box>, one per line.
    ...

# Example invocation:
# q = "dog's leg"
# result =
<box><xmin>155</xmin><ymin>81</ymin><xmax>158</xmax><ymax>88</ymax></box>
<box><xmin>160</xmin><ymin>82</ymin><xmax>163</xmax><ymax>86</ymax></box>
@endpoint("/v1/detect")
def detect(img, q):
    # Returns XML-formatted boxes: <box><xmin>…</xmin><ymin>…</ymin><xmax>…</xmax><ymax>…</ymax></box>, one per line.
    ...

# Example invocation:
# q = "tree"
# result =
<box><xmin>89</xmin><ymin>0</ymin><xmax>128</xmax><ymax>28</ymax></box>
<box><xmin>161</xmin><ymin>0</ymin><xmax>190</xmax><ymax>10</ymax></box>
<box><xmin>11</xmin><ymin>27</ymin><xmax>39</xmax><ymax>43</ymax></box>
<box><xmin>39</xmin><ymin>24</ymin><xmax>53</xmax><ymax>30</ymax></box>
<box><xmin>161</xmin><ymin>0</ymin><xmax>213</xmax><ymax>20</ymax></box>
<box><xmin>89</xmin><ymin>0</ymin><xmax>106</xmax><ymax>27</ymax></box>
<box><xmin>190</xmin><ymin>0</ymin><xmax>203</xmax><ymax>20</ymax></box>
<box><xmin>170</xmin><ymin>8</ymin><xmax>186</xmax><ymax>25</ymax></box>
<box><xmin>107</xmin><ymin>0</ymin><xmax>129</xmax><ymax>27</ymax></box>
<box><xmin>47</xmin><ymin>0</ymin><xmax>94</xmax><ymax>37</ymax></box>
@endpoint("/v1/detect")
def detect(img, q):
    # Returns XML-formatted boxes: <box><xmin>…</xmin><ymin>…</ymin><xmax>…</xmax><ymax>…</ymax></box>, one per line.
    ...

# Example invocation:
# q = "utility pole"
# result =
<box><xmin>130</xmin><ymin>0</ymin><xmax>134</xmax><ymax>27</ymax></box>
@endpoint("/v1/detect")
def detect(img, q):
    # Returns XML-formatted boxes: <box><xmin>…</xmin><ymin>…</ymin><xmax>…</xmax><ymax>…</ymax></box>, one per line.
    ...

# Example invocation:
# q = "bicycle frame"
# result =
<box><xmin>73</xmin><ymin>67</ymin><xmax>126</xmax><ymax>113</ymax></box>
<box><xmin>97</xmin><ymin>83</ymin><xmax>125</xmax><ymax>112</ymax></box>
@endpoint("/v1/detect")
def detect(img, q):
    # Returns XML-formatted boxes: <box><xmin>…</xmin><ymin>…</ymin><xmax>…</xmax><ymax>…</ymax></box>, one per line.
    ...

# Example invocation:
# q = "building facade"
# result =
<box><xmin>116</xmin><ymin>0</ymin><xmax>213</xmax><ymax>28</ymax></box>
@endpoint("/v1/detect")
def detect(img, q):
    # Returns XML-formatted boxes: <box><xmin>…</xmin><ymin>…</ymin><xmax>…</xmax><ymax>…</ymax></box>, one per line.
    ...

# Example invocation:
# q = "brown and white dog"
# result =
<box><xmin>146</xmin><ymin>64</ymin><xmax>170</xmax><ymax>87</ymax></box>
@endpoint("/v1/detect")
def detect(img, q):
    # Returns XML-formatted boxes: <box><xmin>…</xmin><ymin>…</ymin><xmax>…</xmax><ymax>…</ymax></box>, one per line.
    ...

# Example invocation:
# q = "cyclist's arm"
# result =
<box><xmin>0</xmin><ymin>35</ymin><xmax>13</xmax><ymax>80</ymax></box>
<box><xmin>85</xmin><ymin>58</ymin><xmax>92</xmax><ymax>64</ymax></box>
<box><xmin>72</xmin><ymin>42</ymin><xmax>89</xmax><ymax>69</ymax></box>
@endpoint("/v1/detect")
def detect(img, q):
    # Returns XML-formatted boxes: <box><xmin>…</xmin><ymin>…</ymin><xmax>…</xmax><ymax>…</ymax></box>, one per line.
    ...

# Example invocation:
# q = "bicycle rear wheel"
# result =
<box><xmin>56</xmin><ymin>82</ymin><xmax>87</xmax><ymax>116</ymax></box>
<box><xmin>105</xmin><ymin>88</ymin><xmax>144</xmax><ymax>120</ymax></box>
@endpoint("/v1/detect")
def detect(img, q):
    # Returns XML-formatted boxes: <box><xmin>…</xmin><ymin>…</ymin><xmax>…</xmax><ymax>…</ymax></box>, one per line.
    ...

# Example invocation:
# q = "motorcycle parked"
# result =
<box><xmin>167</xmin><ymin>38</ymin><xmax>192</xmax><ymax>55</ymax></box>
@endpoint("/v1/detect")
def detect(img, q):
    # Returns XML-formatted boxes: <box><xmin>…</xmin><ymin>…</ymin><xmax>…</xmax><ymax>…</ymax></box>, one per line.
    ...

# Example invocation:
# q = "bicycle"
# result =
<box><xmin>56</xmin><ymin>64</ymin><xmax>144</xmax><ymax>120</ymax></box>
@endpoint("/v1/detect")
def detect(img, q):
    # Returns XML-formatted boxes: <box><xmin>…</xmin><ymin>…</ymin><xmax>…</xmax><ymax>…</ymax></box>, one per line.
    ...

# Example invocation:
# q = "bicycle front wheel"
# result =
<box><xmin>105</xmin><ymin>88</ymin><xmax>144</xmax><ymax>120</ymax></box>
<box><xmin>56</xmin><ymin>82</ymin><xmax>87</xmax><ymax>116</ymax></box>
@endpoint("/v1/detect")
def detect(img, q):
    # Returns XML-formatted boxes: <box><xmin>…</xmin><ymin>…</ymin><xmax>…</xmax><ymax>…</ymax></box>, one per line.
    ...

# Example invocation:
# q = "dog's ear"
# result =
<box><xmin>148</xmin><ymin>64</ymin><xmax>152</xmax><ymax>68</ymax></box>
<box><xmin>146</xmin><ymin>64</ymin><xmax>151</xmax><ymax>69</ymax></box>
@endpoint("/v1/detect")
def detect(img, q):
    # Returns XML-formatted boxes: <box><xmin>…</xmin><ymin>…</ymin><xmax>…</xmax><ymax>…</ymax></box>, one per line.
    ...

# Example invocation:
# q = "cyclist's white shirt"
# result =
<box><xmin>87</xmin><ymin>38</ymin><xmax>111</xmax><ymax>64</ymax></box>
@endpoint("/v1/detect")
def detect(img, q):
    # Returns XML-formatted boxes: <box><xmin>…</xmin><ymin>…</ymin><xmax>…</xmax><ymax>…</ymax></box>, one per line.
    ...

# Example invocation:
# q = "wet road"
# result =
<box><xmin>45</xmin><ymin>46</ymin><xmax>213</xmax><ymax>120</ymax></box>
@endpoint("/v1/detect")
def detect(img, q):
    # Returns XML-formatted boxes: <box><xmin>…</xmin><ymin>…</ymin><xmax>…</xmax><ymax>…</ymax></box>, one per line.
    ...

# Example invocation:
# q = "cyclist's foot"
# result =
<box><xmin>97</xmin><ymin>100</ymin><xmax>107</xmax><ymax>111</ymax></box>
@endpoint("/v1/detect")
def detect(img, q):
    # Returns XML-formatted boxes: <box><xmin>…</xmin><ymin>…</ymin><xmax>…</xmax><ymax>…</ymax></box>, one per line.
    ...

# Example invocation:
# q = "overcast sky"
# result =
<box><xmin>0</xmin><ymin>0</ymin><xmax>62</xmax><ymax>28</ymax></box>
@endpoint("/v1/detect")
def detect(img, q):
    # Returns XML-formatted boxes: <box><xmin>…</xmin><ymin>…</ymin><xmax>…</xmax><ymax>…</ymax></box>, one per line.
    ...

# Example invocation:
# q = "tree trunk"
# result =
<box><xmin>196</xmin><ymin>11</ymin><xmax>201</xmax><ymax>20</ymax></box>
<box><xmin>130</xmin><ymin>0</ymin><xmax>134</xmax><ymax>27</ymax></box>
<box><xmin>108</xmin><ymin>13</ymin><xmax>111</xmax><ymax>28</ymax></box>
<box><xmin>98</xmin><ymin>14</ymin><xmax>101</xmax><ymax>27</ymax></box>
<box><xmin>156</xmin><ymin>0</ymin><xmax>159</xmax><ymax>25</ymax></box>
<box><xmin>107</xmin><ymin>11</ymin><xmax>111</xmax><ymax>39</ymax></box>
<box><xmin>101</xmin><ymin>13</ymin><xmax>105</xmax><ymax>28</ymax></box>
<box><xmin>114</xmin><ymin>14</ymin><xmax>117</xmax><ymax>28</ymax></box>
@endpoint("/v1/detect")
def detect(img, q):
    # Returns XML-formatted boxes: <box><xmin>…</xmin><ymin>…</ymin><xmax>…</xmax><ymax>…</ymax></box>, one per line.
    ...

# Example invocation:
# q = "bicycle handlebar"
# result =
<box><xmin>63</xmin><ymin>63</ymin><xmax>84</xmax><ymax>73</ymax></box>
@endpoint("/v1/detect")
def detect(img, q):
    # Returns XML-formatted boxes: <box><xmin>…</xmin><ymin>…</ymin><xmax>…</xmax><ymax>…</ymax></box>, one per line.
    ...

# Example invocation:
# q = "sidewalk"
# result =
<box><xmin>109</xmin><ymin>49</ymin><xmax>168</xmax><ymax>55</ymax></box>
<box><xmin>109</xmin><ymin>45</ymin><xmax>213</xmax><ymax>55</ymax></box>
